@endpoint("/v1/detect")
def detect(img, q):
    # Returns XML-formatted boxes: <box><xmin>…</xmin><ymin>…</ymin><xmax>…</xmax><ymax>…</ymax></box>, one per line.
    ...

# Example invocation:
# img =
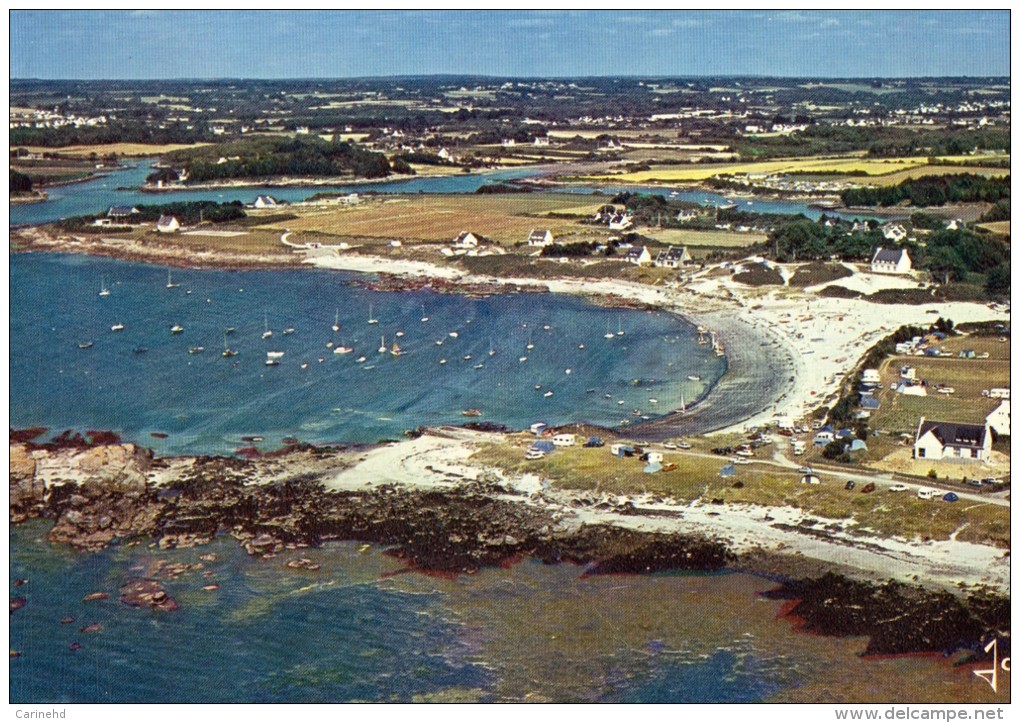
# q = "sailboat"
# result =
<box><xmin>604</xmin><ymin>322</ymin><xmax>615</xmax><ymax>339</ymax></box>
<box><xmin>334</xmin><ymin>338</ymin><xmax>354</xmax><ymax>354</ymax></box>
<box><xmin>332</xmin><ymin>309</ymin><xmax>341</xmax><ymax>332</ymax></box>
<box><xmin>420</xmin><ymin>305</ymin><xmax>429</xmax><ymax>322</ymax></box>
<box><xmin>170</xmin><ymin>324</ymin><xmax>184</xmax><ymax>334</ymax></box>
<box><xmin>390</xmin><ymin>341</ymin><xmax>404</xmax><ymax>356</ymax></box>
<box><xmin>368</xmin><ymin>304</ymin><xmax>379</xmax><ymax>325</ymax></box>
<box><xmin>377</xmin><ymin>336</ymin><xmax>386</xmax><ymax>353</ymax></box>
<box><xmin>488</xmin><ymin>339</ymin><xmax>496</xmax><ymax>357</ymax></box>
<box><xmin>99</xmin><ymin>277</ymin><xmax>111</xmax><ymax>297</ymax></box>
<box><xmin>78</xmin><ymin>341</ymin><xmax>94</xmax><ymax>349</ymax></box>
<box><xmin>680</xmin><ymin>391</ymin><xmax>686</xmax><ymax>414</ymax></box>
<box><xmin>616</xmin><ymin>319</ymin><xmax>625</xmax><ymax>336</ymax></box>
<box><xmin>526</xmin><ymin>330</ymin><xmax>534</xmax><ymax>350</ymax></box>
<box><xmin>166</xmin><ymin>269</ymin><xmax>178</xmax><ymax>289</ymax></box>
<box><xmin>262</xmin><ymin>314</ymin><xmax>272</xmax><ymax>339</ymax></box>
<box><xmin>222</xmin><ymin>332</ymin><xmax>238</xmax><ymax>357</ymax></box>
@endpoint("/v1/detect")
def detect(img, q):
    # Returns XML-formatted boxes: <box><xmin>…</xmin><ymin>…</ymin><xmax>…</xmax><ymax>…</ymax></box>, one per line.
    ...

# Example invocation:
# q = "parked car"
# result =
<box><xmin>663</xmin><ymin>442</ymin><xmax>678</xmax><ymax>450</ymax></box>
<box><xmin>981</xmin><ymin>477</ymin><xmax>1003</xmax><ymax>486</ymax></box>
<box><xmin>797</xmin><ymin>466</ymin><xmax>813</xmax><ymax>475</ymax></box>
<box><xmin>861</xmin><ymin>483</ymin><xmax>876</xmax><ymax>494</ymax></box>
<box><xmin>844</xmin><ymin>480</ymin><xmax>856</xmax><ymax>491</ymax></box>
<box><xmin>889</xmin><ymin>484</ymin><xmax>909</xmax><ymax>492</ymax></box>
<box><xmin>677</xmin><ymin>440</ymin><xmax>691</xmax><ymax>450</ymax></box>
<box><xmin>916</xmin><ymin>487</ymin><xmax>934</xmax><ymax>500</ymax></box>
<box><xmin>966</xmin><ymin>479</ymin><xmax>985</xmax><ymax>488</ymax></box>
<box><xmin>943</xmin><ymin>492</ymin><xmax>960</xmax><ymax>502</ymax></box>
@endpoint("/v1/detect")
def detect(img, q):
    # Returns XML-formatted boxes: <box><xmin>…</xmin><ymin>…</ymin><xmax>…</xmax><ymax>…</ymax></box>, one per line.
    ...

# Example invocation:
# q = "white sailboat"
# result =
<box><xmin>99</xmin><ymin>277</ymin><xmax>111</xmax><ymax>297</ymax></box>
<box><xmin>368</xmin><ymin>304</ymin><xmax>379</xmax><ymax>325</ymax></box>
<box><xmin>262</xmin><ymin>314</ymin><xmax>272</xmax><ymax>339</ymax></box>
<box><xmin>420</xmin><ymin>305</ymin><xmax>429</xmax><ymax>323</ymax></box>
<box><xmin>488</xmin><ymin>339</ymin><xmax>496</xmax><ymax>357</ymax></box>
<box><xmin>222</xmin><ymin>332</ymin><xmax>238</xmax><ymax>357</ymax></box>
<box><xmin>332</xmin><ymin>309</ymin><xmax>340</xmax><ymax>332</ymax></box>
<box><xmin>377</xmin><ymin>336</ymin><xmax>386</xmax><ymax>353</ymax></box>
<box><xmin>111</xmin><ymin>322</ymin><xmax>125</xmax><ymax>331</ymax></box>
<box><xmin>166</xmin><ymin>269</ymin><xmax>178</xmax><ymax>289</ymax></box>
<box><xmin>526</xmin><ymin>330</ymin><xmax>534</xmax><ymax>350</ymax></box>
<box><xmin>170</xmin><ymin>324</ymin><xmax>184</xmax><ymax>334</ymax></box>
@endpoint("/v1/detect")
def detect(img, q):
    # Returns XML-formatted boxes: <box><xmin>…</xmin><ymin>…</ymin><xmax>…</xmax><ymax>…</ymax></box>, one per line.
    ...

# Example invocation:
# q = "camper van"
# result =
<box><xmin>552</xmin><ymin>434</ymin><xmax>576</xmax><ymax>447</ymax></box>
<box><xmin>792</xmin><ymin>440</ymin><xmax>806</xmax><ymax>456</ymax></box>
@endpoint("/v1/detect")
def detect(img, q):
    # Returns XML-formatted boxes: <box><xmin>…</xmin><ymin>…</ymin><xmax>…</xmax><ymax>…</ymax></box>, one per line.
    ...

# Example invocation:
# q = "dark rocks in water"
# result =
<box><xmin>10</xmin><ymin>596</ymin><xmax>26</xmax><ymax>614</ymax></box>
<box><xmin>13</xmin><ymin>578</ymin><xmax>27</xmax><ymax>587</ymax></box>
<box><xmin>119</xmin><ymin>579</ymin><xmax>178</xmax><ymax>612</ymax></box>
<box><xmin>85</xmin><ymin>430</ymin><xmax>122</xmax><ymax>446</ymax></box>
<box><xmin>281</xmin><ymin>437</ymin><xmax>300</xmax><ymax>445</ymax></box>
<box><xmin>460</xmin><ymin>421</ymin><xmax>514</xmax><ymax>434</ymax></box>
<box><xmin>234</xmin><ymin>446</ymin><xmax>260</xmax><ymax>458</ymax></box>
<box><xmin>762</xmin><ymin>572</ymin><xmax>1010</xmax><ymax>657</ymax></box>
<box><xmin>80</xmin><ymin>623</ymin><xmax>103</xmax><ymax>633</ymax></box>
<box><xmin>9</xmin><ymin>427</ymin><xmax>48</xmax><ymax>444</ymax></box>
<box><xmin>83</xmin><ymin>592</ymin><xmax>110</xmax><ymax>602</ymax></box>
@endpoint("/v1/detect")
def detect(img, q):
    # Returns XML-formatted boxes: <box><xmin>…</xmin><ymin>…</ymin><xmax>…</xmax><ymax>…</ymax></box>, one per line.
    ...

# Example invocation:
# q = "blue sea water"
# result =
<box><xmin>10</xmin><ymin>253</ymin><xmax>723</xmax><ymax>455</ymax></box>
<box><xmin>9</xmin><ymin>522</ymin><xmax>800</xmax><ymax>704</ymax></box>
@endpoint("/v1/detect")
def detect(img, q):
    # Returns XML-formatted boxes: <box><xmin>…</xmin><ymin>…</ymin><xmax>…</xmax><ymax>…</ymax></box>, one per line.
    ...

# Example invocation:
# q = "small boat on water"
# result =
<box><xmin>519</xmin><ymin>356</ymin><xmax>528</xmax><ymax>362</ymax></box>
<box><xmin>111</xmin><ymin>322</ymin><xmax>125</xmax><ymax>331</ymax></box>
<box><xmin>283</xmin><ymin>328</ymin><xmax>295</xmax><ymax>335</ymax></box>
<box><xmin>390</xmin><ymin>342</ymin><xmax>404</xmax><ymax>357</ymax></box>
<box><xmin>396</xmin><ymin>331</ymin><xmax>404</xmax><ymax>338</ymax></box>
<box><xmin>262</xmin><ymin>314</ymin><xmax>272</xmax><ymax>339</ymax></box>
<box><xmin>300</xmin><ymin>363</ymin><xmax>309</xmax><ymax>369</ymax></box>
<box><xmin>189</xmin><ymin>346</ymin><xmax>205</xmax><ymax>354</ymax></box>
<box><xmin>221</xmin><ymin>333</ymin><xmax>238</xmax><ymax>357</ymax></box>
<box><xmin>578</xmin><ymin>344</ymin><xmax>585</xmax><ymax>349</ymax></box>
<box><xmin>355</xmin><ymin>356</ymin><xmax>367</xmax><ymax>363</ymax></box>
<box><xmin>332</xmin><ymin>309</ymin><xmax>341</xmax><ymax>332</ymax></box>
<box><xmin>166</xmin><ymin>269</ymin><xmax>179</xmax><ymax>289</ymax></box>
<box><xmin>265</xmin><ymin>358</ymin><xmax>279</xmax><ymax>366</ymax></box>
<box><xmin>435</xmin><ymin>339</ymin><xmax>444</xmax><ymax>346</ymax></box>
<box><xmin>688</xmin><ymin>375</ymin><xmax>701</xmax><ymax>381</ymax></box>
<box><xmin>170</xmin><ymin>324</ymin><xmax>183</xmax><ymax>334</ymax></box>
<box><xmin>543</xmin><ymin>391</ymin><xmax>554</xmax><ymax>398</ymax></box>
<box><xmin>267</xmin><ymin>351</ymin><xmax>285</xmax><ymax>359</ymax></box>
<box><xmin>334</xmin><ymin>345</ymin><xmax>353</xmax><ymax>355</ymax></box>
<box><xmin>99</xmin><ymin>277</ymin><xmax>111</xmax><ymax>297</ymax></box>
<box><xmin>368</xmin><ymin>304</ymin><xmax>379</xmax><ymax>325</ymax></box>
<box><xmin>326</xmin><ymin>341</ymin><xmax>335</xmax><ymax>348</ymax></box>
<box><xmin>461</xmin><ymin>409</ymin><xmax>482</xmax><ymax>417</ymax></box>
<box><xmin>463</xmin><ymin>354</ymin><xmax>472</xmax><ymax>361</ymax></box>
<box><xmin>420</xmin><ymin>305</ymin><xmax>429</xmax><ymax>322</ymax></box>
<box><xmin>224</xmin><ymin>327</ymin><xmax>236</xmax><ymax>335</ymax></box>
<box><xmin>377</xmin><ymin>336</ymin><xmax>386</xmax><ymax>353</ymax></box>
<box><xmin>78</xmin><ymin>341</ymin><xmax>93</xmax><ymax>349</ymax></box>
<box><xmin>449</xmin><ymin>331</ymin><xmax>458</xmax><ymax>338</ymax></box>
<box><xmin>439</xmin><ymin>359</ymin><xmax>447</xmax><ymax>365</ymax></box>
<box><xmin>473</xmin><ymin>363</ymin><xmax>484</xmax><ymax>369</ymax></box>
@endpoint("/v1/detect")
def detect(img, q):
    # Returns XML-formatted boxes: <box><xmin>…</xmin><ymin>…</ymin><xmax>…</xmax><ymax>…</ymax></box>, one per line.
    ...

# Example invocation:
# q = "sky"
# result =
<box><xmin>9</xmin><ymin>10</ymin><xmax>1011</xmax><ymax>79</ymax></box>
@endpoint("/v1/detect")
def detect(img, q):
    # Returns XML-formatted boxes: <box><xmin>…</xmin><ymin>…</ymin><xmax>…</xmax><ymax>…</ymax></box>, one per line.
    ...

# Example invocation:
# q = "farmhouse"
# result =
<box><xmin>608</xmin><ymin>212</ymin><xmax>633</xmax><ymax>231</ymax></box>
<box><xmin>453</xmin><ymin>231</ymin><xmax>480</xmax><ymax>248</ymax></box>
<box><xmin>870</xmin><ymin>247</ymin><xmax>912</xmax><ymax>275</ymax></box>
<box><xmin>986</xmin><ymin>400</ymin><xmax>1010</xmax><ymax>437</ymax></box>
<box><xmin>156</xmin><ymin>215</ymin><xmax>180</xmax><ymax>233</ymax></box>
<box><xmin>621</xmin><ymin>245</ymin><xmax>652</xmax><ymax>266</ymax></box>
<box><xmin>533</xmin><ymin>136</ymin><xmax>550</xmax><ymax>147</ymax></box>
<box><xmin>654</xmin><ymin>245</ymin><xmax>691</xmax><ymax>268</ymax></box>
<box><xmin>527</xmin><ymin>229</ymin><xmax>554</xmax><ymax>247</ymax></box>
<box><xmin>913</xmin><ymin>418</ymin><xmax>992</xmax><ymax>462</ymax></box>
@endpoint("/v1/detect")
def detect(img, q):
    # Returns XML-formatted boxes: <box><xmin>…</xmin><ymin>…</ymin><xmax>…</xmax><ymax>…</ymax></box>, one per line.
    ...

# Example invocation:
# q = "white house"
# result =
<box><xmin>253</xmin><ymin>195</ymin><xmax>278</xmax><ymax>209</ymax></box>
<box><xmin>453</xmin><ymin>231</ymin><xmax>480</xmax><ymax>248</ymax></box>
<box><xmin>156</xmin><ymin>215</ymin><xmax>180</xmax><ymax>233</ymax></box>
<box><xmin>654</xmin><ymin>246</ymin><xmax>691</xmax><ymax>268</ymax></box>
<box><xmin>533</xmin><ymin>136</ymin><xmax>550</xmax><ymax>147</ymax></box>
<box><xmin>437</xmin><ymin>147</ymin><xmax>452</xmax><ymax>161</ymax></box>
<box><xmin>861</xmin><ymin>369</ymin><xmax>881</xmax><ymax>385</ymax></box>
<box><xmin>622</xmin><ymin>246</ymin><xmax>652</xmax><ymax>266</ymax></box>
<box><xmin>608</xmin><ymin>213</ymin><xmax>633</xmax><ymax>231</ymax></box>
<box><xmin>881</xmin><ymin>223</ymin><xmax>908</xmax><ymax>242</ymax></box>
<box><xmin>870</xmin><ymin>247</ymin><xmax>912</xmax><ymax>275</ymax></box>
<box><xmin>527</xmin><ymin>229</ymin><xmax>554</xmax><ymax>247</ymax></box>
<box><xmin>914</xmin><ymin>418</ymin><xmax>992</xmax><ymax>461</ymax></box>
<box><xmin>986</xmin><ymin>400</ymin><xmax>1010</xmax><ymax>437</ymax></box>
<box><xmin>501</xmin><ymin>138</ymin><xmax>516</xmax><ymax>147</ymax></box>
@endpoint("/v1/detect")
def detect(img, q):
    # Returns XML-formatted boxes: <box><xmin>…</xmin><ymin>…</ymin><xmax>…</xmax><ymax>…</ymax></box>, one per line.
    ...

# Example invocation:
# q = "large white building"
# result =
<box><xmin>913</xmin><ymin>417</ymin><xmax>992</xmax><ymax>462</ymax></box>
<box><xmin>986</xmin><ymin>400</ymin><xmax>1011</xmax><ymax>437</ymax></box>
<box><xmin>870</xmin><ymin>247</ymin><xmax>912</xmax><ymax>275</ymax></box>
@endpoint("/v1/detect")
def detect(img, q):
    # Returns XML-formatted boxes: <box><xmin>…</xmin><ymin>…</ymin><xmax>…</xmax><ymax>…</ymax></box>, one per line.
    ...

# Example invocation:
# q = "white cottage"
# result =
<box><xmin>453</xmin><ymin>231</ymin><xmax>480</xmax><ymax>248</ymax></box>
<box><xmin>913</xmin><ymin>418</ymin><xmax>992</xmax><ymax>462</ymax></box>
<box><xmin>527</xmin><ymin>229</ymin><xmax>554</xmax><ymax>247</ymax></box>
<box><xmin>622</xmin><ymin>246</ymin><xmax>652</xmax><ymax>266</ymax></box>
<box><xmin>156</xmin><ymin>215</ymin><xmax>180</xmax><ymax>233</ymax></box>
<box><xmin>654</xmin><ymin>246</ymin><xmax>691</xmax><ymax>268</ymax></box>
<box><xmin>870</xmin><ymin>247</ymin><xmax>912</xmax><ymax>275</ymax></box>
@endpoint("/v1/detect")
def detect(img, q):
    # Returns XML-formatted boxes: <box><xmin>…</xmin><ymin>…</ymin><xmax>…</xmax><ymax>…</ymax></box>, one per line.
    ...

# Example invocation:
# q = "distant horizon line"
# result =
<box><xmin>10</xmin><ymin>73</ymin><xmax>1010</xmax><ymax>82</ymax></box>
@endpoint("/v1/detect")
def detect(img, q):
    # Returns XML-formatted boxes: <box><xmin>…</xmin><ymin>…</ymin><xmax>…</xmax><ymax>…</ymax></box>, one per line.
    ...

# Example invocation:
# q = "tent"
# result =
<box><xmin>849</xmin><ymin>439</ymin><xmax>868</xmax><ymax>452</ymax></box>
<box><xmin>719</xmin><ymin>464</ymin><xmax>736</xmax><ymax>478</ymax></box>
<box><xmin>643</xmin><ymin>462</ymin><xmax>663</xmax><ymax>474</ymax></box>
<box><xmin>531</xmin><ymin>440</ymin><xmax>555</xmax><ymax>453</ymax></box>
<box><xmin>584</xmin><ymin>436</ymin><xmax>604</xmax><ymax>448</ymax></box>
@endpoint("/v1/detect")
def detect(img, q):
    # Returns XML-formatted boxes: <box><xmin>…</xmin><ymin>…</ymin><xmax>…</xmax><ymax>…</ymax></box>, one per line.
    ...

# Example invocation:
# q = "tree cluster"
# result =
<box><xmin>840</xmin><ymin>174</ymin><xmax>1010</xmax><ymax>208</ymax></box>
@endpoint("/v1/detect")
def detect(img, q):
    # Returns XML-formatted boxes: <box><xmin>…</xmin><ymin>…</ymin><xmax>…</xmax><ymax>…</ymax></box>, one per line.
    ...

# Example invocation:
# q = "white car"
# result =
<box><xmin>889</xmin><ymin>484</ymin><xmax>909</xmax><ymax>492</ymax></box>
<box><xmin>916</xmin><ymin>487</ymin><xmax>934</xmax><ymax>500</ymax></box>
<box><xmin>677</xmin><ymin>441</ymin><xmax>691</xmax><ymax>449</ymax></box>
<box><xmin>735</xmin><ymin>449</ymin><xmax>753</xmax><ymax>457</ymax></box>
<box><xmin>730</xmin><ymin>456</ymin><xmax>751</xmax><ymax>465</ymax></box>
<box><xmin>663</xmin><ymin>442</ymin><xmax>678</xmax><ymax>450</ymax></box>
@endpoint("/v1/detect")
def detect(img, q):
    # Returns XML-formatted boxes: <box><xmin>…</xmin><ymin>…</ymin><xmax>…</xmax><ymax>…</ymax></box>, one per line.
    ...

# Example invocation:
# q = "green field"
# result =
<box><xmin>472</xmin><ymin>440</ymin><xmax>1009</xmax><ymax>547</ymax></box>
